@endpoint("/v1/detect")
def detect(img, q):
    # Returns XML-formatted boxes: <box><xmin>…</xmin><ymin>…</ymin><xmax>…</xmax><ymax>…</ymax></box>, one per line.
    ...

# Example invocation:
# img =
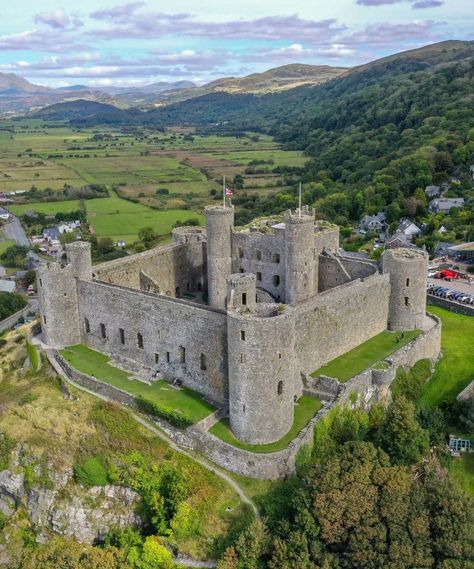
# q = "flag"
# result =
<box><xmin>225</xmin><ymin>187</ymin><xmax>234</xmax><ymax>197</ymax></box>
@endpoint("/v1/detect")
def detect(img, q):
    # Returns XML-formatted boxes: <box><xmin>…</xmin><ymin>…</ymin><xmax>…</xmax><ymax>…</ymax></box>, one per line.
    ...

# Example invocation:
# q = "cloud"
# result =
<box><xmin>0</xmin><ymin>29</ymin><xmax>88</xmax><ymax>53</ymax></box>
<box><xmin>246</xmin><ymin>43</ymin><xmax>356</xmax><ymax>64</ymax></box>
<box><xmin>89</xmin><ymin>9</ymin><xmax>346</xmax><ymax>43</ymax></box>
<box><xmin>342</xmin><ymin>20</ymin><xmax>442</xmax><ymax>44</ymax></box>
<box><xmin>34</xmin><ymin>10</ymin><xmax>70</xmax><ymax>29</ymax></box>
<box><xmin>356</xmin><ymin>0</ymin><xmax>444</xmax><ymax>8</ymax></box>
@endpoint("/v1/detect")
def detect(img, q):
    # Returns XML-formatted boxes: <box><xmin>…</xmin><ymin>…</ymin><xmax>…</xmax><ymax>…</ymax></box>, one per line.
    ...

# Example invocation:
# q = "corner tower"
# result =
<box><xmin>284</xmin><ymin>207</ymin><xmax>316</xmax><ymax>304</ymax></box>
<box><xmin>206</xmin><ymin>205</ymin><xmax>233</xmax><ymax>309</ymax></box>
<box><xmin>66</xmin><ymin>241</ymin><xmax>92</xmax><ymax>281</ymax></box>
<box><xmin>382</xmin><ymin>248</ymin><xmax>428</xmax><ymax>330</ymax></box>
<box><xmin>227</xmin><ymin>273</ymin><xmax>296</xmax><ymax>445</ymax></box>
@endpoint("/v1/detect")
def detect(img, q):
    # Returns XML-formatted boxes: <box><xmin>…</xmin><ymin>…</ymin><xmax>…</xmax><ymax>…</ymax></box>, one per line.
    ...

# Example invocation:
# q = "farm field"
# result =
<box><xmin>9</xmin><ymin>199</ymin><xmax>81</xmax><ymax>215</ymax></box>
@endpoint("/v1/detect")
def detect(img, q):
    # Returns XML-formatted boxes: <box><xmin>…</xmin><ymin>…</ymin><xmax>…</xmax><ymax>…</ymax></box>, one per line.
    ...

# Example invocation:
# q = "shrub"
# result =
<box><xmin>136</xmin><ymin>396</ymin><xmax>193</xmax><ymax>429</ymax></box>
<box><xmin>391</xmin><ymin>359</ymin><xmax>431</xmax><ymax>402</ymax></box>
<box><xmin>0</xmin><ymin>432</ymin><xmax>15</xmax><ymax>471</ymax></box>
<box><xmin>74</xmin><ymin>456</ymin><xmax>108</xmax><ymax>487</ymax></box>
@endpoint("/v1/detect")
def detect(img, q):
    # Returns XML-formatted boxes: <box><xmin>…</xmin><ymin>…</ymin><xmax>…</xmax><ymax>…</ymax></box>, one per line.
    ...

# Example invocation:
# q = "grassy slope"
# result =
<box><xmin>311</xmin><ymin>330</ymin><xmax>420</xmax><ymax>382</ymax></box>
<box><xmin>60</xmin><ymin>344</ymin><xmax>215</xmax><ymax>423</ymax></box>
<box><xmin>450</xmin><ymin>454</ymin><xmax>474</xmax><ymax>498</ymax></box>
<box><xmin>420</xmin><ymin>306</ymin><xmax>474</xmax><ymax>406</ymax></box>
<box><xmin>209</xmin><ymin>395</ymin><xmax>322</xmax><ymax>453</ymax></box>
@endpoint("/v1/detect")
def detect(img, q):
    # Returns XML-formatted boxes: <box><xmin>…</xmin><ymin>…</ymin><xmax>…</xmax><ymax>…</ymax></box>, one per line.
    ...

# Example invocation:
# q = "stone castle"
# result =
<box><xmin>37</xmin><ymin>205</ymin><xmax>430</xmax><ymax>445</ymax></box>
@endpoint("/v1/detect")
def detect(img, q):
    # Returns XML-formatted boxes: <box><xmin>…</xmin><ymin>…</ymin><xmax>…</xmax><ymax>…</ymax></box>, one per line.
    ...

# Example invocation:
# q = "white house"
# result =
<box><xmin>397</xmin><ymin>218</ymin><xmax>422</xmax><ymax>240</ymax></box>
<box><xmin>0</xmin><ymin>207</ymin><xmax>11</xmax><ymax>221</ymax></box>
<box><xmin>429</xmin><ymin>198</ymin><xmax>465</xmax><ymax>214</ymax></box>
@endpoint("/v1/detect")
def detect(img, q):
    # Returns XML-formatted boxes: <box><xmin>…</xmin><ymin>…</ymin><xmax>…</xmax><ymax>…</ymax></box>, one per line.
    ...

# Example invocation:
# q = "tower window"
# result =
<box><xmin>137</xmin><ymin>332</ymin><xmax>143</xmax><ymax>349</ymax></box>
<box><xmin>273</xmin><ymin>252</ymin><xmax>280</xmax><ymax>264</ymax></box>
<box><xmin>406</xmin><ymin>278</ymin><xmax>410</xmax><ymax>287</ymax></box>
<box><xmin>119</xmin><ymin>328</ymin><xmax>125</xmax><ymax>344</ymax></box>
<box><xmin>39</xmin><ymin>278</ymin><xmax>43</xmax><ymax>287</ymax></box>
<box><xmin>242</xmin><ymin>292</ymin><xmax>247</xmax><ymax>305</ymax></box>
<box><xmin>166</xmin><ymin>351</ymin><xmax>170</xmax><ymax>363</ymax></box>
<box><xmin>43</xmin><ymin>315</ymin><xmax>47</xmax><ymax>324</ymax></box>
<box><xmin>277</xmin><ymin>381</ymin><xmax>283</xmax><ymax>395</ymax></box>
<box><xmin>405</xmin><ymin>296</ymin><xmax>410</xmax><ymax>307</ymax></box>
<box><xmin>239</xmin><ymin>268</ymin><xmax>244</xmax><ymax>273</ymax></box>
<box><xmin>256</xmin><ymin>272</ymin><xmax>262</xmax><ymax>281</ymax></box>
<box><xmin>84</xmin><ymin>318</ymin><xmax>90</xmax><ymax>334</ymax></box>
<box><xmin>200</xmin><ymin>353</ymin><xmax>207</xmax><ymax>371</ymax></box>
<box><xmin>240</xmin><ymin>353</ymin><xmax>245</xmax><ymax>364</ymax></box>
<box><xmin>100</xmin><ymin>323</ymin><xmax>106</xmax><ymax>339</ymax></box>
<box><xmin>273</xmin><ymin>275</ymin><xmax>280</xmax><ymax>286</ymax></box>
<box><xmin>241</xmin><ymin>330</ymin><xmax>246</xmax><ymax>341</ymax></box>
<box><xmin>278</xmin><ymin>352</ymin><xmax>282</xmax><ymax>359</ymax></box>
<box><xmin>238</xmin><ymin>246</ymin><xmax>244</xmax><ymax>258</ymax></box>
<box><xmin>175</xmin><ymin>286</ymin><xmax>180</xmax><ymax>297</ymax></box>
<box><xmin>255</xmin><ymin>249</ymin><xmax>262</xmax><ymax>261</ymax></box>
<box><xmin>243</xmin><ymin>404</ymin><xmax>246</xmax><ymax>413</ymax></box>
<box><xmin>179</xmin><ymin>346</ymin><xmax>186</xmax><ymax>364</ymax></box>
<box><xmin>155</xmin><ymin>353</ymin><xmax>160</xmax><ymax>364</ymax></box>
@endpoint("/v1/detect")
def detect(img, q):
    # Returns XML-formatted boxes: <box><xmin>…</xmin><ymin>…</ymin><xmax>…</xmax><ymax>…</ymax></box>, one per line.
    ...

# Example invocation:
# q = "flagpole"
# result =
<box><xmin>299</xmin><ymin>182</ymin><xmax>302</xmax><ymax>218</ymax></box>
<box><xmin>223</xmin><ymin>175</ymin><xmax>226</xmax><ymax>209</ymax></box>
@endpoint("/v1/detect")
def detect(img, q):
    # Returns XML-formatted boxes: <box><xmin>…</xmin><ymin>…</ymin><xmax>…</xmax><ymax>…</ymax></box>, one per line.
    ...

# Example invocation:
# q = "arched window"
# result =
<box><xmin>137</xmin><ymin>332</ymin><xmax>143</xmax><ymax>349</ymax></box>
<box><xmin>273</xmin><ymin>252</ymin><xmax>280</xmax><ymax>264</ymax></box>
<box><xmin>277</xmin><ymin>381</ymin><xmax>283</xmax><ymax>395</ymax></box>
<box><xmin>200</xmin><ymin>353</ymin><xmax>207</xmax><ymax>371</ymax></box>
<box><xmin>84</xmin><ymin>318</ymin><xmax>90</xmax><ymax>334</ymax></box>
<box><xmin>255</xmin><ymin>250</ymin><xmax>262</xmax><ymax>261</ymax></box>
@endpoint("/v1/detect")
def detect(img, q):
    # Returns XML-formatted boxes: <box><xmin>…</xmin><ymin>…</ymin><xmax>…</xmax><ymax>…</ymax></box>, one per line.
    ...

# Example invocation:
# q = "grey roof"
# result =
<box><xmin>398</xmin><ymin>219</ymin><xmax>421</xmax><ymax>233</ymax></box>
<box><xmin>0</xmin><ymin>206</ymin><xmax>9</xmax><ymax>214</ymax></box>
<box><xmin>43</xmin><ymin>227</ymin><xmax>61</xmax><ymax>240</ymax></box>
<box><xmin>0</xmin><ymin>280</ymin><xmax>15</xmax><ymax>293</ymax></box>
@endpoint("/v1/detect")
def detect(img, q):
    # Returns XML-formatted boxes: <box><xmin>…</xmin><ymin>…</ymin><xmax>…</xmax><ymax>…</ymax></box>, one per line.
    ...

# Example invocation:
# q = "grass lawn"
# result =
<box><xmin>311</xmin><ymin>330</ymin><xmax>421</xmax><ymax>382</ymax></box>
<box><xmin>209</xmin><ymin>395</ymin><xmax>323</xmax><ymax>453</ymax></box>
<box><xmin>450</xmin><ymin>453</ymin><xmax>474</xmax><ymax>497</ymax></box>
<box><xmin>419</xmin><ymin>307</ymin><xmax>474</xmax><ymax>406</ymax></box>
<box><xmin>0</xmin><ymin>239</ymin><xmax>15</xmax><ymax>255</ymax></box>
<box><xmin>60</xmin><ymin>344</ymin><xmax>215</xmax><ymax>423</ymax></box>
<box><xmin>9</xmin><ymin>199</ymin><xmax>80</xmax><ymax>216</ymax></box>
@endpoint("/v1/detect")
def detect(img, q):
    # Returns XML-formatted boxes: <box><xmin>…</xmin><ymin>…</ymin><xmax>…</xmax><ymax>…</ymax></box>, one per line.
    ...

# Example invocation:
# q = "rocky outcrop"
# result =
<box><xmin>0</xmin><ymin>471</ymin><xmax>25</xmax><ymax>516</ymax></box>
<box><xmin>27</xmin><ymin>484</ymin><xmax>141</xmax><ymax>543</ymax></box>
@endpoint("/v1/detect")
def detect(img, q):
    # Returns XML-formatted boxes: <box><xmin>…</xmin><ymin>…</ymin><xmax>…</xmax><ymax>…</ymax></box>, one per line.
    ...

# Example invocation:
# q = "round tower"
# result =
<box><xmin>66</xmin><ymin>241</ymin><xmax>92</xmax><ymax>281</ymax></box>
<box><xmin>284</xmin><ymin>207</ymin><xmax>315</xmax><ymax>304</ymax></box>
<box><xmin>37</xmin><ymin>262</ymin><xmax>81</xmax><ymax>348</ymax></box>
<box><xmin>382</xmin><ymin>248</ymin><xmax>428</xmax><ymax>330</ymax></box>
<box><xmin>227</xmin><ymin>273</ymin><xmax>296</xmax><ymax>445</ymax></box>
<box><xmin>206</xmin><ymin>205</ymin><xmax>234</xmax><ymax>309</ymax></box>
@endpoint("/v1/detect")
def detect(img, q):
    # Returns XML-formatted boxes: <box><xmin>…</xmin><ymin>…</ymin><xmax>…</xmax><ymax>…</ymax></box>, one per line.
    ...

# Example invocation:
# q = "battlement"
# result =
<box><xmin>205</xmin><ymin>204</ymin><xmax>234</xmax><ymax>216</ymax></box>
<box><xmin>284</xmin><ymin>206</ymin><xmax>316</xmax><ymax>224</ymax></box>
<box><xmin>172</xmin><ymin>225</ymin><xmax>206</xmax><ymax>245</ymax></box>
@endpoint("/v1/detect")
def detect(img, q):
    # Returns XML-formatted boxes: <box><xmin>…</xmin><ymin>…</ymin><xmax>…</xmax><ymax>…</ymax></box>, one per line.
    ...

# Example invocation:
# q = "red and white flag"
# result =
<box><xmin>225</xmin><ymin>187</ymin><xmax>234</xmax><ymax>197</ymax></box>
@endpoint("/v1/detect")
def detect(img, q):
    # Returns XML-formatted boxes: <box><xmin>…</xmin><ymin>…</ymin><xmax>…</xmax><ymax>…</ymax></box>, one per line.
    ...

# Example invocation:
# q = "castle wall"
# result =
<box><xmin>318</xmin><ymin>254</ymin><xmax>352</xmax><ymax>292</ymax></box>
<box><xmin>94</xmin><ymin>240</ymin><xmax>206</xmax><ymax>297</ymax></box>
<box><xmin>76</xmin><ymin>280</ymin><xmax>228</xmax><ymax>403</ymax></box>
<box><xmin>231</xmin><ymin>231</ymin><xmax>285</xmax><ymax>301</ymax></box>
<box><xmin>295</xmin><ymin>273</ymin><xmax>391</xmax><ymax>376</ymax></box>
<box><xmin>340</xmin><ymin>257</ymin><xmax>378</xmax><ymax>280</ymax></box>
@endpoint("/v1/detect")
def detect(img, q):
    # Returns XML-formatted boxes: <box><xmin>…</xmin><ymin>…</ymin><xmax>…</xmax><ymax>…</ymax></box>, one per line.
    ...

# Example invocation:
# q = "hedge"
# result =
<box><xmin>136</xmin><ymin>396</ymin><xmax>193</xmax><ymax>429</ymax></box>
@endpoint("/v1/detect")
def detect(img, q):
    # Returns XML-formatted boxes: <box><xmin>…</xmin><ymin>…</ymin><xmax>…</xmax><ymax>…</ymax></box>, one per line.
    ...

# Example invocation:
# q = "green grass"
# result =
<box><xmin>311</xmin><ymin>330</ymin><xmax>421</xmax><ymax>382</ymax></box>
<box><xmin>0</xmin><ymin>239</ymin><xmax>15</xmax><ymax>255</ymax></box>
<box><xmin>8</xmin><ymin>200</ymin><xmax>80</xmax><ymax>216</ymax></box>
<box><xmin>26</xmin><ymin>341</ymin><xmax>40</xmax><ymax>372</ymax></box>
<box><xmin>209</xmin><ymin>395</ymin><xmax>323</xmax><ymax>453</ymax></box>
<box><xmin>419</xmin><ymin>307</ymin><xmax>474</xmax><ymax>406</ymax></box>
<box><xmin>450</xmin><ymin>453</ymin><xmax>474</xmax><ymax>497</ymax></box>
<box><xmin>60</xmin><ymin>344</ymin><xmax>214</xmax><ymax>423</ymax></box>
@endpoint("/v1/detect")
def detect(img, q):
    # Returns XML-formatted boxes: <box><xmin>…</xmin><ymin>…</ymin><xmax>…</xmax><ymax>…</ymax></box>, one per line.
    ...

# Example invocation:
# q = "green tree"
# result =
<box><xmin>138</xmin><ymin>227</ymin><xmax>156</xmax><ymax>244</ymax></box>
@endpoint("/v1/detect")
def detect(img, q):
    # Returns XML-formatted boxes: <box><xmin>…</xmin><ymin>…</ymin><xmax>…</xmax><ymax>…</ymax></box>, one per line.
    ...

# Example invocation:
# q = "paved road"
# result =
<box><xmin>3</xmin><ymin>215</ymin><xmax>29</xmax><ymax>246</ymax></box>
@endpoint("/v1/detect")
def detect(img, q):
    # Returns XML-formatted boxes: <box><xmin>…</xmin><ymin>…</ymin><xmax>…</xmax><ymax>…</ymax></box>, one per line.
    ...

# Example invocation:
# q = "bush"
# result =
<box><xmin>0</xmin><ymin>432</ymin><xmax>16</xmax><ymax>471</ymax></box>
<box><xmin>136</xmin><ymin>396</ymin><xmax>193</xmax><ymax>429</ymax></box>
<box><xmin>391</xmin><ymin>359</ymin><xmax>431</xmax><ymax>402</ymax></box>
<box><xmin>73</xmin><ymin>456</ymin><xmax>108</xmax><ymax>487</ymax></box>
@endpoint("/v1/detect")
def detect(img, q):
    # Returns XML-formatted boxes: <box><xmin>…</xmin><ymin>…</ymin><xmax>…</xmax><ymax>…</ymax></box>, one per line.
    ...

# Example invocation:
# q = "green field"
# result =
<box><xmin>212</xmin><ymin>149</ymin><xmax>307</xmax><ymax>167</ymax></box>
<box><xmin>60</xmin><ymin>344</ymin><xmax>215</xmax><ymax>423</ymax></box>
<box><xmin>311</xmin><ymin>330</ymin><xmax>421</xmax><ymax>382</ymax></box>
<box><xmin>420</xmin><ymin>307</ymin><xmax>474</xmax><ymax>406</ymax></box>
<box><xmin>210</xmin><ymin>395</ymin><xmax>323</xmax><ymax>453</ymax></box>
<box><xmin>450</xmin><ymin>453</ymin><xmax>474</xmax><ymax>497</ymax></box>
<box><xmin>0</xmin><ymin>239</ymin><xmax>15</xmax><ymax>255</ymax></box>
<box><xmin>8</xmin><ymin>199</ymin><xmax>81</xmax><ymax>215</ymax></box>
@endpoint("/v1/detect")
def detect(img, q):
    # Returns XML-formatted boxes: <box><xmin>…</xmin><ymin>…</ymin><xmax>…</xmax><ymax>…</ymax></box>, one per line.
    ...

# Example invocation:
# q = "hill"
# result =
<box><xmin>0</xmin><ymin>72</ymin><xmax>50</xmax><ymax>94</ymax></box>
<box><xmin>30</xmin><ymin>99</ymin><xmax>141</xmax><ymax>123</ymax></box>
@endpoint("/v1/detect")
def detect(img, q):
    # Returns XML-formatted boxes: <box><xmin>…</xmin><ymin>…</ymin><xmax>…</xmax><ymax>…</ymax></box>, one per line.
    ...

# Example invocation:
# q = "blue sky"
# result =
<box><xmin>0</xmin><ymin>0</ymin><xmax>471</xmax><ymax>87</ymax></box>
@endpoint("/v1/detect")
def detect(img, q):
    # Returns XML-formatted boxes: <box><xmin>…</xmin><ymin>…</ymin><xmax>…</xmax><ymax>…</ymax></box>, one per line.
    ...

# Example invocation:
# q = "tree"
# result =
<box><xmin>0</xmin><ymin>244</ymin><xmax>29</xmax><ymax>269</ymax></box>
<box><xmin>128</xmin><ymin>536</ymin><xmax>174</xmax><ymax>569</ymax></box>
<box><xmin>138</xmin><ymin>227</ymin><xmax>156</xmax><ymax>244</ymax></box>
<box><xmin>379</xmin><ymin>396</ymin><xmax>430</xmax><ymax>465</ymax></box>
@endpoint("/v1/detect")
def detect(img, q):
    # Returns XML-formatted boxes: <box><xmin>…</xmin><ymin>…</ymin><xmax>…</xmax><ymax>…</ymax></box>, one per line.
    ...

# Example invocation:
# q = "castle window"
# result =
<box><xmin>137</xmin><ymin>333</ymin><xmax>143</xmax><ymax>349</ymax></box>
<box><xmin>256</xmin><ymin>272</ymin><xmax>262</xmax><ymax>281</ymax></box>
<box><xmin>180</xmin><ymin>346</ymin><xmax>186</xmax><ymax>364</ymax></box>
<box><xmin>119</xmin><ymin>328</ymin><xmax>125</xmax><ymax>344</ymax></box>
<box><xmin>241</xmin><ymin>330</ymin><xmax>246</xmax><ymax>341</ymax></box>
<box><xmin>39</xmin><ymin>278</ymin><xmax>43</xmax><ymax>287</ymax></box>
<box><xmin>239</xmin><ymin>268</ymin><xmax>244</xmax><ymax>273</ymax></box>
<box><xmin>243</xmin><ymin>404</ymin><xmax>246</xmax><ymax>413</ymax></box>
<box><xmin>242</xmin><ymin>293</ymin><xmax>247</xmax><ymax>305</ymax></box>
<box><xmin>198</xmin><ymin>282</ymin><xmax>202</xmax><ymax>291</ymax></box>
<box><xmin>84</xmin><ymin>318</ymin><xmax>90</xmax><ymax>334</ymax></box>
<box><xmin>238</xmin><ymin>246</ymin><xmax>244</xmax><ymax>258</ymax></box>
<box><xmin>240</xmin><ymin>353</ymin><xmax>245</xmax><ymax>364</ymax></box>
<box><xmin>273</xmin><ymin>275</ymin><xmax>280</xmax><ymax>286</ymax></box>
<box><xmin>255</xmin><ymin>249</ymin><xmax>262</xmax><ymax>261</ymax></box>
<box><xmin>155</xmin><ymin>353</ymin><xmax>159</xmax><ymax>364</ymax></box>
<box><xmin>166</xmin><ymin>351</ymin><xmax>170</xmax><ymax>363</ymax></box>
<box><xmin>273</xmin><ymin>252</ymin><xmax>280</xmax><ymax>264</ymax></box>
<box><xmin>43</xmin><ymin>315</ymin><xmax>47</xmax><ymax>324</ymax></box>
<box><xmin>277</xmin><ymin>381</ymin><xmax>283</xmax><ymax>395</ymax></box>
<box><xmin>100</xmin><ymin>323</ymin><xmax>106</xmax><ymax>339</ymax></box>
<box><xmin>278</xmin><ymin>352</ymin><xmax>282</xmax><ymax>359</ymax></box>
<box><xmin>200</xmin><ymin>353</ymin><xmax>207</xmax><ymax>371</ymax></box>
<box><xmin>405</xmin><ymin>296</ymin><xmax>410</xmax><ymax>307</ymax></box>
<box><xmin>175</xmin><ymin>286</ymin><xmax>180</xmax><ymax>297</ymax></box>
<box><xmin>406</xmin><ymin>278</ymin><xmax>410</xmax><ymax>287</ymax></box>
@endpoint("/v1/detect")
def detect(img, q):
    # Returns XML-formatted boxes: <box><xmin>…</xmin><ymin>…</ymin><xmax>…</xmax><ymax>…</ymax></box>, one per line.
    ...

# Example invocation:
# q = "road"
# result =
<box><xmin>3</xmin><ymin>215</ymin><xmax>46</xmax><ymax>267</ymax></box>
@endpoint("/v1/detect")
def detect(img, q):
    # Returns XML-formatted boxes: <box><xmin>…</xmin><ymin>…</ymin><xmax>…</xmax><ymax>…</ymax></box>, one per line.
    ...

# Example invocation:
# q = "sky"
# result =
<box><xmin>0</xmin><ymin>0</ymin><xmax>472</xmax><ymax>88</ymax></box>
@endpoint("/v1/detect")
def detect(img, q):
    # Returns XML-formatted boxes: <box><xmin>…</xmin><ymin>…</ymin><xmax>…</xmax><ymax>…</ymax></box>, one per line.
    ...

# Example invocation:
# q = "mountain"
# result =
<box><xmin>0</xmin><ymin>72</ymin><xmax>51</xmax><ymax>94</ymax></box>
<box><xmin>30</xmin><ymin>99</ymin><xmax>142</xmax><ymax>123</ymax></box>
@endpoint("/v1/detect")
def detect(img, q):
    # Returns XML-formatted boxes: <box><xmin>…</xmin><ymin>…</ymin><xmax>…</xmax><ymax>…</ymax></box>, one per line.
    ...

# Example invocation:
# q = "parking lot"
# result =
<box><xmin>427</xmin><ymin>277</ymin><xmax>474</xmax><ymax>295</ymax></box>
<box><xmin>427</xmin><ymin>279</ymin><xmax>474</xmax><ymax>306</ymax></box>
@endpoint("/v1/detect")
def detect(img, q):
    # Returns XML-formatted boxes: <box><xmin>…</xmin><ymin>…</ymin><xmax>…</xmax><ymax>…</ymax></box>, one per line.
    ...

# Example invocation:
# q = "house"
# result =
<box><xmin>117</xmin><ymin>240</ymin><xmax>126</xmax><ymax>248</ymax></box>
<box><xmin>43</xmin><ymin>227</ymin><xmax>61</xmax><ymax>245</ymax></box>
<box><xmin>429</xmin><ymin>198</ymin><xmax>465</xmax><ymax>214</ymax></box>
<box><xmin>359</xmin><ymin>212</ymin><xmax>386</xmax><ymax>232</ymax></box>
<box><xmin>433</xmin><ymin>242</ymin><xmax>453</xmax><ymax>257</ymax></box>
<box><xmin>438</xmin><ymin>225</ymin><xmax>447</xmax><ymax>234</ymax></box>
<box><xmin>0</xmin><ymin>280</ymin><xmax>16</xmax><ymax>293</ymax></box>
<box><xmin>385</xmin><ymin>232</ymin><xmax>418</xmax><ymax>250</ymax></box>
<box><xmin>0</xmin><ymin>207</ymin><xmax>11</xmax><ymax>221</ymax></box>
<box><xmin>57</xmin><ymin>220</ymin><xmax>81</xmax><ymax>234</ymax></box>
<box><xmin>425</xmin><ymin>185</ymin><xmax>441</xmax><ymax>199</ymax></box>
<box><xmin>447</xmin><ymin>242</ymin><xmax>474</xmax><ymax>263</ymax></box>
<box><xmin>449</xmin><ymin>435</ymin><xmax>472</xmax><ymax>455</ymax></box>
<box><xmin>397</xmin><ymin>219</ymin><xmax>422</xmax><ymax>240</ymax></box>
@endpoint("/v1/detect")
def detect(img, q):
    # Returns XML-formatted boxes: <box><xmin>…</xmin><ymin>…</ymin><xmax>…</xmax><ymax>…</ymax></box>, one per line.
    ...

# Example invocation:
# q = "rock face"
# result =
<box><xmin>0</xmin><ymin>466</ymin><xmax>141</xmax><ymax>544</ymax></box>
<box><xmin>27</xmin><ymin>484</ymin><xmax>141</xmax><ymax>543</ymax></box>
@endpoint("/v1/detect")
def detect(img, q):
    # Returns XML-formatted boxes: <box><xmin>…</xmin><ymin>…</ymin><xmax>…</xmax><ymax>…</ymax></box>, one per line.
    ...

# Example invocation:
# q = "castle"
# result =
<box><xmin>37</xmin><ymin>205</ymin><xmax>430</xmax><ymax>445</ymax></box>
